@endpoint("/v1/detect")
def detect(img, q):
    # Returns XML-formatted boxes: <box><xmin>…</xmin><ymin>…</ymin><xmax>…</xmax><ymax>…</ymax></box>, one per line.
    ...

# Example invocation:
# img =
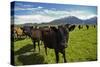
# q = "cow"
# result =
<box><xmin>78</xmin><ymin>25</ymin><xmax>82</xmax><ymax>30</ymax></box>
<box><xmin>23</xmin><ymin>26</ymin><xmax>42</xmax><ymax>52</ymax></box>
<box><xmin>31</xmin><ymin>27</ymin><xmax>42</xmax><ymax>51</ymax></box>
<box><xmin>86</xmin><ymin>25</ymin><xmax>89</xmax><ymax>29</ymax></box>
<box><xmin>93</xmin><ymin>25</ymin><xmax>96</xmax><ymax>28</ymax></box>
<box><xmin>23</xmin><ymin>26</ymin><xmax>33</xmax><ymax>38</ymax></box>
<box><xmin>14</xmin><ymin>26</ymin><xmax>25</xmax><ymax>38</ymax></box>
<box><xmin>41</xmin><ymin>24</ymin><xmax>75</xmax><ymax>63</ymax></box>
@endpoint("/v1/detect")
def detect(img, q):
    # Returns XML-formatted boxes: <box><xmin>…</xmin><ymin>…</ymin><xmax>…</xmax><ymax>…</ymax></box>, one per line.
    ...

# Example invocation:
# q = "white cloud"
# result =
<box><xmin>23</xmin><ymin>4</ymin><xmax>33</xmax><ymax>7</ymax></box>
<box><xmin>14</xmin><ymin>15</ymin><xmax>56</xmax><ymax>24</ymax></box>
<box><xmin>14</xmin><ymin>6</ymin><xmax>43</xmax><ymax>11</ymax></box>
<box><xmin>37</xmin><ymin>6</ymin><xmax>43</xmax><ymax>9</ymax></box>
<box><xmin>42</xmin><ymin>9</ymin><xmax>96</xmax><ymax>19</ymax></box>
<box><xmin>69</xmin><ymin>10</ymin><xmax>96</xmax><ymax>19</ymax></box>
<box><xmin>15</xmin><ymin>7</ymin><xmax>37</xmax><ymax>11</ymax></box>
<box><xmin>14</xmin><ymin>9</ymin><xmax>96</xmax><ymax>24</ymax></box>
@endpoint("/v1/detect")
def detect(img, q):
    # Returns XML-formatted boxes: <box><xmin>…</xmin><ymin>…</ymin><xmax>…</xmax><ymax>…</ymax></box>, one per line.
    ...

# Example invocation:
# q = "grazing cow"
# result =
<box><xmin>93</xmin><ymin>25</ymin><xmax>96</xmax><ymax>28</ymax></box>
<box><xmin>41</xmin><ymin>24</ymin><xmax>75</xmax><ymax>63</ymax></box>
<box><xmin>86</xmin><ymin>25</ymin><xmax>89</xmax><ymax>30</ymax></box>
<box><xmin>78</xmin><ymin>25</ymin><xmax>82</xmax><ymax>30</ymax></box>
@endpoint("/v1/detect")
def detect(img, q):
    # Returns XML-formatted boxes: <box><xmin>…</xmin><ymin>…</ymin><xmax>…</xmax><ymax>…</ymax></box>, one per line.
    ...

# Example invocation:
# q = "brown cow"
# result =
<box><xmin>14</xmin><ymin>27</ymin><xmax>25</xmax><ymax>38</ymax></box>
<box><xmin>31</xmin><ymin>27</ymin><xmax>42</xmax><ymax>52</ymax></box>
<box><xmin>23</xmin><ymin>26</ymin><xmax>42</xmax><ymax>52</ymax></box>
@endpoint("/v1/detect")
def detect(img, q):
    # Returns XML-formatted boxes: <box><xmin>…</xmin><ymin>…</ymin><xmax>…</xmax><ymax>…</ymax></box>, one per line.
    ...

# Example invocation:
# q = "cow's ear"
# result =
<box><xmin>68</xmin><ymin>25</ymin><xmax>75</xmax><ymax>32</ymax></box>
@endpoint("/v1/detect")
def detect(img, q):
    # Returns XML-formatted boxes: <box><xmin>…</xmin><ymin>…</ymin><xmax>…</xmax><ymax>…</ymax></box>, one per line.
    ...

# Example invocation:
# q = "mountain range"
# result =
<box><xmin>50</xmin><ymin>16</ymin><xmax>97</xmax><ymax>25</ymax></box>
<box><xmin>18</xmin><ymin>16</ymin><xmax>97</xmax><ymax>26</ymax></box>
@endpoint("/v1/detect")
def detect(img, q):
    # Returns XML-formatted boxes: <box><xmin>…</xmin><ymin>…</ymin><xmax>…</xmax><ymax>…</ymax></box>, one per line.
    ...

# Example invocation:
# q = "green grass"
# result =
<box><xmin>13</xmin><ymin>25</ymin><xmax>97</xmax><ymax>65</ymax></box>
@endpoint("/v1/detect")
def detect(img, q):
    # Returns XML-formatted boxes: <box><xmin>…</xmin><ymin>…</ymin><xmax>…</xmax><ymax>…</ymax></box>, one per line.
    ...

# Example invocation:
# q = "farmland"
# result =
<box><xmin>13</xmin><ymin>25</ymin><xmax>97</xmax><ymax>65</ymax></box>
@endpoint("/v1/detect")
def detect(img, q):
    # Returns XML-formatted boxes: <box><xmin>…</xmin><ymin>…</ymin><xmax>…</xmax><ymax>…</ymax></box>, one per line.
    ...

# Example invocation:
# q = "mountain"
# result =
<box><xmin>83</xmin><ymin>17</ymin><xmax>97</xmax><ymax>24</ymax></box>
<box><xmin>23</xmin><ymin>23</ymin><xmax>39</xmax><ymax>26</ymax></box>
<box><xmin>15</xmin><ymin>16</ymin><xmax>97</xmax><ymax>26</ymax></box>
<box><xmin>50</xmin><ymin>16</ymin><xmax>97</xmax><ymax>25</ymax></box>
<box><xmin>50</xmin><ymin>16</ymin><xmax>83</xmax><ymax>24</ymax></box>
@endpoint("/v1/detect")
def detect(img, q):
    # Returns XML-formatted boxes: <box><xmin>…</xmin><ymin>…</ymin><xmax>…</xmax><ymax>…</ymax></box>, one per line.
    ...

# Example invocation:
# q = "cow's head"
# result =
<box><xmin>64</xmin><ymin>24</ymin><xmax>76</xmax><ymax>32</ymax></box>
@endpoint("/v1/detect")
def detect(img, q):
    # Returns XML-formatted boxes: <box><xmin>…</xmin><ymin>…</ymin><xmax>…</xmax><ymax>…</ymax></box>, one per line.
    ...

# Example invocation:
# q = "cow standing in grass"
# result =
<box><xmin>41</xmin><ymin>24</ymin><xmax>75</xmax><ymax>63</ymax></box>
<box><xmin>78</xmin><ymin>25</ymin><xmax>82</xmax><ymax>30</ymax></box>
<box><xmin>23</xmin><ymin>26</ymin><xmax>42</xmax><ymax>52</ymax></box>
<box><xmin>31</xmin><ymin>27</ymin><xmax>42</xmax><ymax>52</ymax></box>
<box><xmin>93</xmin><ymin>25</ymin><xmax>96</xmax><ymax>28</ymax></box>
<box><xmin>86</xmin><ymin>25</ymin><xmax>89</xmax><ymax>30</ymax></box>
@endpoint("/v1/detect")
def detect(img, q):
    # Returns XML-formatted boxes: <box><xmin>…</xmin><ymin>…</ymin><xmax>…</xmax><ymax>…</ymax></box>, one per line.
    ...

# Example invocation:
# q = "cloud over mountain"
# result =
<box><xmin>12</xmin><ymin>2</ymin><xmax>97</xmax><ymax>24</ymax></box>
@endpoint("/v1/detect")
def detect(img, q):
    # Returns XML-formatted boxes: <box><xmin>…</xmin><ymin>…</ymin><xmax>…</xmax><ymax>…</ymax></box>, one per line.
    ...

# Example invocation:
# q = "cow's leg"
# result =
<box><xmin>44</xmin><ymin>45</ymin><xmax>47</xmax><ymax>55</ymax></box>
<box><xmin>55</xmin><ymin>49</ymin><xmax>59</xmax><ymax>63</ymax></box>
<box><xmin>17</xmin><ymin>35</ymin><xmax>19</xmax><ymax>38</ymax></box>
<box><xmin>38</xmin><ymin>41</ymin><xmax>40</xmax><ymax>52</ymax></box>
<box><xmin>61</xmin><ymin>49</ymin><xmax>67</xmax><ymax>63</ymax></box>
<box><xmin>20</xmin><ymin>35</ymin><xmax>21</xmax><ymax>38</ymax></box>
<box><xmin>33</xmin><ymin>40</ymin><xmax>36</xmax><ymax>51</ymax></box>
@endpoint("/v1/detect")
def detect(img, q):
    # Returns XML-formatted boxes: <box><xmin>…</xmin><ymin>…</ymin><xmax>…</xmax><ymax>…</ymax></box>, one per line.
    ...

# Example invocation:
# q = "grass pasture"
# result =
<box><xmin>13</xmin><ymin>25</ymin><xmax>97</xmax><ymax>65</ymax></box>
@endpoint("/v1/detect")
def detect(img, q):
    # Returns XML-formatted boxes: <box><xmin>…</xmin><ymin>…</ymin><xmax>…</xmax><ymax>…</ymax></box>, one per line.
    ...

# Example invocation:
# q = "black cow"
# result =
<box><xmin>41</xmin><ymin>24</ymin><xmax>75</xmax><ymax>63</ymax></box>
<box><xmin>86</xmin><ymin>25</ymin><xmax>89</xmax><ymax>29</ymax></box>
<box><xmin>23</xmin><ymin>26</ymin><xmax>33</xmax><ymax>38</ymax></box>
<box><xmin>93</xmin><ymin>25</ymin><xmax>96</xmax><ymax>28</ymax></box>
<box><xmin>78</xmin><ymin>25</ymin><xmax>82</xmax><ymax>30</ymax></box>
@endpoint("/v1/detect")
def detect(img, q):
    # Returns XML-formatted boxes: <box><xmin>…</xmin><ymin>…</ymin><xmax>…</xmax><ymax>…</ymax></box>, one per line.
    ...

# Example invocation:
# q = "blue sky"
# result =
<box><xmin>11</xmin><ymin>1</ymin><xmax>97</xmax><ymax>24</ymax></box>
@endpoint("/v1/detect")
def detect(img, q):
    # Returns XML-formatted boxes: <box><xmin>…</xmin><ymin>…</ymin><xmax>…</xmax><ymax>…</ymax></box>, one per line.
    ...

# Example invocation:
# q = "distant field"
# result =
<box><xmin>13</xmin><ymin>25</ymin><xmax>97</xmax><ymax>65</ymax></box>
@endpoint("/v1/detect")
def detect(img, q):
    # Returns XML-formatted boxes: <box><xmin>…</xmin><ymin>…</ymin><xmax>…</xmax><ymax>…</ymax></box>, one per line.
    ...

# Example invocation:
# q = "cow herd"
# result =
<box><xmin>78</xmin><ymin>25</ymin><xmax>96</xmax><ymax>30</ymax></box>
<box><xmin>11</xmin><ymin>24</ymin><xmax>96</xmax><ymax>63</ymax></box>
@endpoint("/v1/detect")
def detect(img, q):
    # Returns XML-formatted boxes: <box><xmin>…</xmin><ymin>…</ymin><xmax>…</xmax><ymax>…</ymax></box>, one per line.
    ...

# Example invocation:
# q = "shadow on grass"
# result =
<box><xmin>18</xmin><ymin>52</ymin><xmax>47</xmax><ymax>65</ymax></box>
<box><xmin>15</xmin><ymin>44</ymin><xmax>47</xmax><ymax>65</ymax></box>
<box><xmin>15</xmin><ymin>44</ymin><xmax>34</xmax><ymax>55</ymax></box>
<box><xmin>14</xmin><ymin>38</ymin><xmax>26</xmax><ymax>42</ymax></box>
